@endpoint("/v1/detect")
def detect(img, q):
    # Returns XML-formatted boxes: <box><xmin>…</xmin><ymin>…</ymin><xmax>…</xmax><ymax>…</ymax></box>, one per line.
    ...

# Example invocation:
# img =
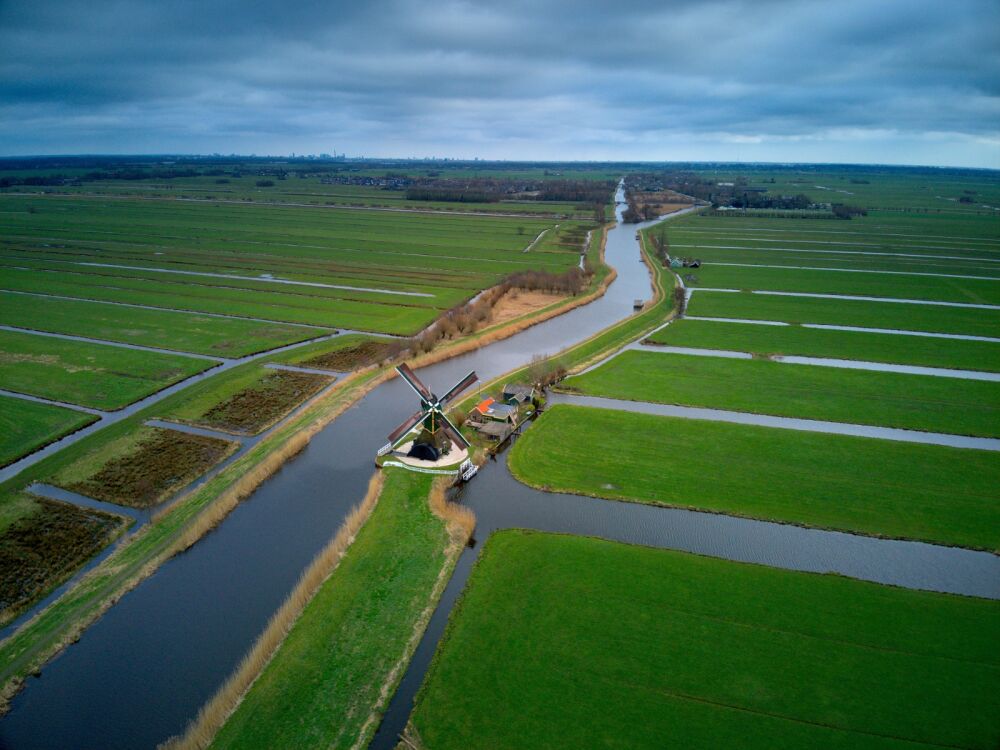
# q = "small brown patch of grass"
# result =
<box><xmin>488</xmin><ymin>289</ymin><xmax>567</xmax><ymax>328</ymax></box>
<box><xmin>63</xmin><ymin>429</ymin><xmax>237</xmax><ymax>508</ymax></box>
<box><xmin>200</xmin><ymin>370</ymin><xmax>332</xmax><ymax>434</ymax></box>
<box><xmin>302</xmin><ymin>341</ymin><xmax>398</xmax><ymax>371</ymax></box>
<box><xmin>0</xmin><ymin>496</ymin><xmax>126</xmax><ymax>625</ymax></box>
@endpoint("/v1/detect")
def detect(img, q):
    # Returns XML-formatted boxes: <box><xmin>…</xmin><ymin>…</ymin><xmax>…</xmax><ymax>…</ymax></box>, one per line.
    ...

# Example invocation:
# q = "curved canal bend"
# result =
<box><xmin>2</xmin><ymin>189</ymin><xmax>998</xmax><ymax>750</ymax></box>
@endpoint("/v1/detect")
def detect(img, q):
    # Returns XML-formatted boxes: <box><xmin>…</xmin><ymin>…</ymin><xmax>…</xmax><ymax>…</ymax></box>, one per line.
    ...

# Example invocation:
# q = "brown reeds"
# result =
<box><xmin>161</xmin><ymin>472</ymin><xmax>385</xmax><ymax>750</ymax></box>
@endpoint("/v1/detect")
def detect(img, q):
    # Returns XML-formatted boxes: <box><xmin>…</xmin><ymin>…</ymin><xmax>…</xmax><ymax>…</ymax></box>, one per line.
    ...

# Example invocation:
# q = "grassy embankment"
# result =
<box><xmin>647</xmin><ymin>318</ymin><xmax>1000</xmax><ymax>372</ymax></box>
<box><xmin>509</xmin><ymin>404</ymin><xmax>999</xmax><ymax>550</ymax></box>
<box><xmin>0</xmin><ymin>396</ymin><xmax>96</xmax><ymax>468</ymax></box>
<box><xmin>560</xmin><ymin>349</ymin><xmax>1000</xmax><ymax>437</ymax></box>
<box><xmin>410</xmin><ymin>530</ymin><xmax>1000</xmax><ymax>750</ymax></box>
<box><xmin>0</xmin><ymin>328</ymin><xmax>213</xmax><ymax>409</ymax></box>
<box><xmin>167</xmin><ymin>469</ymin><xmax>470</xmax><ymax>750</ymax></box>
<box><xmin>686</xmin><ymin>290</ymin><xmax>1000</xmax><ymax>337</ymax></box>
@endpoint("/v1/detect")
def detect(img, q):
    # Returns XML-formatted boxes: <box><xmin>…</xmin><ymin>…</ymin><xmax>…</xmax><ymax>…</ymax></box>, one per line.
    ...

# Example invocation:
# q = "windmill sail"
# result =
<box><xmin>396</xmin><ymin>363</ymin><xmax>434</xmax><ymax>403</ymax></box>
<box><xmin>386</xmin><ymin>364</ymin><xmax>478</xmax><ymax>450</ymax></box>
<box><xmin>439</xmin><ymin>370</ymin><xmax>478</xmax><ymax>405</ymax></box>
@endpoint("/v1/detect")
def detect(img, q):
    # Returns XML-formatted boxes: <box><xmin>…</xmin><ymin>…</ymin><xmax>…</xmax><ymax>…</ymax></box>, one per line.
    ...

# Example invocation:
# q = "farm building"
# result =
<box><xmin>473</xmin><ymin>397</ymin><xmax>518</xmax><ymax>424</ymax></box>
<box><xmin>502</xmin><ymin>383</ymin><xmax>535</xmax><ymax>405</ymax></box>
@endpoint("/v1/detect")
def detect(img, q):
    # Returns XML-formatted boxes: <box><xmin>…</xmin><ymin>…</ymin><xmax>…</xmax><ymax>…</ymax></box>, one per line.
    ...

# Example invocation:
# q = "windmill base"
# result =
<box><xmin>386</xmin><ymin>440</ymin><xmax>469</xmax><ymax>473</ymax></box>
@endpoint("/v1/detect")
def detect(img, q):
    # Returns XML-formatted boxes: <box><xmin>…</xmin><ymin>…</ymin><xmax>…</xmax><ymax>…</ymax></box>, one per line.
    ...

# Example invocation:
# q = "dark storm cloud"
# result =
<box><xmin>1</xmin><ymin>0</ymin><xmax>997</xmax><ymax>165</ymax></box>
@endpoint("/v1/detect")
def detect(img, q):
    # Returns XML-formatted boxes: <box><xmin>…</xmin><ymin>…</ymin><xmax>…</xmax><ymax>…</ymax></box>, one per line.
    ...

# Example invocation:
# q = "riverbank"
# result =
<box><xmin>0</xmin><ymin>212</ymin><xmax>617</xmax><ymax>714</ymax></box>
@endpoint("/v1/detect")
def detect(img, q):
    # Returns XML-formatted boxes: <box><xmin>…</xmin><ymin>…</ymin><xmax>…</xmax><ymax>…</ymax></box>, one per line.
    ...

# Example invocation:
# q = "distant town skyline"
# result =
<box><xmin>1</xmin><ymin>0</ymin><xmax>998</xmax><ymax>168</ymax></box>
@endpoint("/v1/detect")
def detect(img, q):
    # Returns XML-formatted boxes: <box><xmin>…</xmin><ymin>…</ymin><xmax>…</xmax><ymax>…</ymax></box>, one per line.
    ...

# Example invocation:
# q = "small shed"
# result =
<box><xmin>471</xmin><ymin>420</ymin><xmax>513</xmax><ymax>442</ymax></box>
<box><xmin>502</xmin><ymin>383</ymin><xmax>535</xmax><ymax>405</ymax></box>
<box><xmin>486</xmin><ymin>403</ymin><xmax>517</xmax><ymax>424</ymax></box>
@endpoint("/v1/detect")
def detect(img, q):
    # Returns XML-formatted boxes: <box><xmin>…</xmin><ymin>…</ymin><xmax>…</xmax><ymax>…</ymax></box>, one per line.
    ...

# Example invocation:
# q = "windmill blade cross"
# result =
<box><xmin>439</xmin><ymin>370</ymin><xmax>478</xmax><ymax>405</ymax></box>
<box><xmin>396</xmin><ymin>363</ymin><xmax>434</xmax><ymax>403</ymax></box>
<box><xmin>388</xmin><ymin>408</ymin><xmax>427</xmax><ymax>443</ymax></box>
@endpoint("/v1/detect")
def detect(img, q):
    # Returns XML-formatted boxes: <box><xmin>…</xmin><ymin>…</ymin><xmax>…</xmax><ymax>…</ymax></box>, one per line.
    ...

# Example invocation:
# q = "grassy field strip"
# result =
<box><xmin>674</xmin><ymin>227</ymin><xmax>1000</xmax><ymax>246</ymax></box>
<box><xmin>685</xmin><ymin>290</ymin><xmax>1000</xmax><ymax>337</ymax></box>
<box><xmin>671</xmin><ymin>242</ymin><xmax>1000</xmax><ymax>263</ymax></box>
<box><xmin>1</xmin><ymin>274</ymin><xmax>431</xmax><ymax>336</ymax></box>
<box><xmin>561</xmin><ymin>349</ymin><xmax>1000</xmax><ymax>438</ymax></box>
<box><xmin>634</xmin><ymin>342</ymin><xmax>1000</xmax><ymax>381</ymax></box>
<box><xmin>706</xmin><ymin>260</ymin><xmax>1000</xmax><ymax>282</ymax></box>
<box><xmin>695</xmin><ymin>287</ymin><xmax>1000</xmax><ymax>310</ymax></box>
<box><xmin>4</xmin><ymin>288</ymin><xmax>334</xmax><ymax>330</ymax></box>
<box><xmin>0</xmin><ymin>328</ymin><xmax>216</xmax><ymax>409</ymax></box>
<box><xmin>0</xmin><ymin>388</ymin><xmax>106</xmax><ymax>415</ymax></box>
<box><xmin>0</xmin><ymin>396</ymin><xmax>98</xmax><ymax>470</ymax></box>
<box><xmin>684</xmin><ymin>317</ymin><xmax>1000</xmax><ymax>343</ymax></box>
<box><xmin>0</xmin><ymin>324</ymin><xmax>227</xmax><ymax>360</ymax></box>
<box><xmin>648</xmin><ymin>318</ymin><xmax>1000</xmax><ymax>371</ymax></box>
<box><xmin>690</xmin><ymin>266</ymin><xmax>1000</xmax><ymax>305</ymax></box>
<box><xmin>511</xmin><ymin>405</ymin><xmax>999</xmax><ymax>549</ymax></box>
<box><xmin>410</xmin><ymin>531</ymin><xmax>1000</xmax><ymax>750</ymax></box>
<box><xmin>0</xmin><ymin>254</ymin><xmax>467</xmax><ymax>307</ymax></box>
<box><xmin>751</xmin><ymin>289</ymin><xmax>1000</xmax><ymax>309</ymax></box>
<box><xmin>551</xmin><ymin>392</ymin><xmax>1000</xmax><ymax>452</ymax></box>
<box><xmin>0</xmin><ymin>292</ymin><xmax>324</xmax><ymax>357</ymax></box>
<box><xmin>72</xmin><ymin>262</ymin><xmax>436</xmax><ymax>297</ymax></box>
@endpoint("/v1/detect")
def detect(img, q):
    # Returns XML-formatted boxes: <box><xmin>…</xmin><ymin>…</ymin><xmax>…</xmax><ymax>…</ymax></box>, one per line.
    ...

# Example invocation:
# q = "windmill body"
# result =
<box><xmin>386</xmin><ymin>363</ymin><xmax>477</xmax><ymax>462</ymax></box>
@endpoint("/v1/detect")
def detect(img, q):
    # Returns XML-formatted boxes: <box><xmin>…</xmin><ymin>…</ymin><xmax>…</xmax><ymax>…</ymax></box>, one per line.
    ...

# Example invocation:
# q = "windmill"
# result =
<box><xmin>386</xmin><ymin>363</ymin><xmax>477</xmax><ymax>461</ymax></box>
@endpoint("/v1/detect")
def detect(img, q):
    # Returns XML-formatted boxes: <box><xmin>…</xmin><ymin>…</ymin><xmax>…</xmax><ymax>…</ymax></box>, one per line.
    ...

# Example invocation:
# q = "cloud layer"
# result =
<box><xmin>1</xmin><ymin>0</ymin><xmax>998</xmax><ymax>166</ymax></box>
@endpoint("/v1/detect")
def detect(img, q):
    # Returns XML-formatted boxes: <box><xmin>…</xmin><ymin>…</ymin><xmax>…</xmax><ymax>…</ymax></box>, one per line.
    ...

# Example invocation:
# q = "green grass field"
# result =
<box><xmin>0</xmin><ymin>292</ymin><xmax>321</xmax><ymax>356</ymax></box>
<box><xmin>689</xmin><ymin>263</ymin><xmax>1000</xmax><ymax>305</ymax></box>
<box><xmin>509</xmin><ymin>405</ymin><xmax>999</xmax><ymax>549</ymax></box>
<box><xmin>561</xmin><ymin>349</ymin><xmax>1000</xmax><ymax>437</ymax></box>
<box><xmin>687</xmin><ymin>289</ymin><xmax>1000</xmax><ymax>337</ymax></box>
<box><xmin>0</xmin><ymin>396</ymin><xmax>96</xmax><ymax>468</ymax></box>
<box><xmin>0</xmin><ymin>329</ymin><xmax>213</xmax><ymax>409</ymax></box>
<box><xmin>647</xmin><ymin>319</ymin><xmax>1000</xmax><ymax>371</ymax></box>
<box><xmin>210</xmin><ymin>469</ymin><xmax>452</xmax><ymax>750</ymax></box>
<box><xmin>411</xmin><ymin>530</ymin><xmax>1000</xmax><ymax>750</ymax></box>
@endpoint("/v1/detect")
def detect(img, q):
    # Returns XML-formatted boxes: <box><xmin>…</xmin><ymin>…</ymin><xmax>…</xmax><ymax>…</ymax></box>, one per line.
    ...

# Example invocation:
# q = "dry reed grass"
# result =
<box><xmin>161</xmin><ymin>472</ymin><xmax>385</xmax><ymax>750</ymax></box>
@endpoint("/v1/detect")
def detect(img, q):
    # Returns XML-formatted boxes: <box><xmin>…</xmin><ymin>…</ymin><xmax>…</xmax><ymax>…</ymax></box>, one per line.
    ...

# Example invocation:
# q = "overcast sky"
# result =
<box><xmin>1</xmin><ymin>0</ymin><xmax>998</xmax><ymax>167</ymax></box>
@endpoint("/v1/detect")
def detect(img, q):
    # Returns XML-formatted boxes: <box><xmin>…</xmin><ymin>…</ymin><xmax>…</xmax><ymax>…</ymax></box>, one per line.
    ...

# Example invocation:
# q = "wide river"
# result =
<box><xmin>2</xmin><ymin>187</ymin><xmax>997</xmax><ymax>749</ymax></box>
